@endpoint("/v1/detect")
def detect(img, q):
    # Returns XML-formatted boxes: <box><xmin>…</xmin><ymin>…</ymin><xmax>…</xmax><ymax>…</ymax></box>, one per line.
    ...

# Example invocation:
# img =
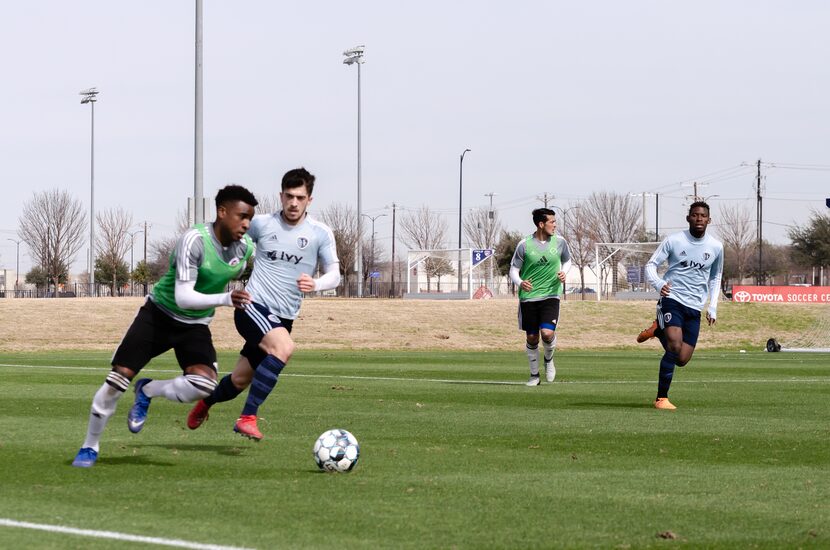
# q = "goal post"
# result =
<box><xmin>593</xmin><ymin>242</ymin><xmax>662</xmax><ymax>301</ymax></box>
<box><xmin>404</xmin><ymin>248</ymin><xmax>495</xmax><ymax>299</ymax></box>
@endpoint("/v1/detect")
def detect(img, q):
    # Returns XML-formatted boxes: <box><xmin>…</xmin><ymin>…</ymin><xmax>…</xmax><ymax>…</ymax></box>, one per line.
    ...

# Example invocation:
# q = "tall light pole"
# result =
<box><xmin>80</xmin><ymin>87</ymin><xmax>99</xmax><ymax>292</ymax></box>
<box><xmin>6</xmin><ymin>238</ymin><xmax>20</xmax><ymax>292</ymax></box>
<box><xmin>458</xmin><ymin>149</ymin><xmax>471</xmax><ymax>291</ymax></box>
<box><xmin>362</xmin><ymin>213</ymin><xmax>387</xmax><ymax>296</ymax></box>
<box><xmin>194</xmin><ymin>0</ymin><xmax>205</xmax><ymax>225</ymax></box>
<box><xmin>343</xmin><ymin>45</ymin><xmax>365</xmax><ymax>297</ymax></box>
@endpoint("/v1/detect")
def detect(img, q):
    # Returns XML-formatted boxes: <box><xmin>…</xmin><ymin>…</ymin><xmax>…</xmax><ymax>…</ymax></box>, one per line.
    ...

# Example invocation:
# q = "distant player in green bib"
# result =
<box><xmin>509</xmin><ymin>208</ymin><xmax>571</xmax><ymax>386</ymax></box>
<box><xmin>72</xmin><ymin>185</ymin><xmax>258</xmax><ymax>468</ymax></box>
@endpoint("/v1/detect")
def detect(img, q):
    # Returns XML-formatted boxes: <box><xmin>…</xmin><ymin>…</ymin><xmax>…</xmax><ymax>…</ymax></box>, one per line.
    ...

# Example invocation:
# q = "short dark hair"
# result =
<box><xmin>282</xmin><ymin>167</ymin><xmax>315</xmax><ymax>195</ymax></box>
<box><xmin>532</xmin><ymin>208</ymin><xmax>555</xmax><ymax>226</ymax></box>
<box><xmin>215</xmin><ymin>184</ymin><xmax>258</xmax><ymax>210</ymax></box>
<box><xmin>688</xmin><ymin>201</ymin><xmax>710</xmax><ymax>215</ymax></box>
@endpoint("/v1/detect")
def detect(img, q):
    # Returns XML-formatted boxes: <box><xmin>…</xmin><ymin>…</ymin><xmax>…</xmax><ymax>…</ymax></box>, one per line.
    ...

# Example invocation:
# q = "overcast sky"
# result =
<box><xmin>1</xmin><ymin>1</ymin><xmax>828</xmax><ymax>276</ymax></box>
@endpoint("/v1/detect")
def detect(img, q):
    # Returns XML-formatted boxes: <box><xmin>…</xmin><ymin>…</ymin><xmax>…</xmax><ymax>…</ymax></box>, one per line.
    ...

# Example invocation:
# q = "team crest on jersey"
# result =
<box><xmin>703</xmin><ymin>252</ymin><xmax>710</xmax><ymax>260</ymax></box>
<box><xmin>297</xmin><ymin>237</ymin><xmax>309</xmax><ymax>249</ymax></box>
<box><xmin>228</xmin><ymin>258</ymin><xmax>240</xmax><ymax>266</ymax></box>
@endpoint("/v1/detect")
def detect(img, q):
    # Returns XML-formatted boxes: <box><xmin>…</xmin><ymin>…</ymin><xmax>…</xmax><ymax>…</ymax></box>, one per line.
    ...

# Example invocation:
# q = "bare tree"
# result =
<box><xmin>559</xmin><ymin>205</ymin><xmax>596</xmax><ymax>298</ymax></box>
<box><xmin>399</xmin><ymin>205</ymin><xmax>452</xmax><ymax>290</ymax></box>
<box><xmin>581</xmin><ymin>191</ymin><xmax>641</xmax><ymax>294</ymax></box>
<box><xmin>716</xmin><ymin>203</ymin><xmax>754</xmax><ymax>286</ymax></box>
<box><xmin>255</xmin><ymin>194</ymin><xmax>280</xmax><ymax>215</ymax></box>
<box><xmin>18</xmin><ymin>189</ymin><xmax>87</xmax><ymax>289</ymax></box>
<box><xmin>318</xmin><ymin>203</ymin><xmax>358</xmax><ymax>297</ymax></box>
<box><xmin>463</xmin><ymin>208</ymin><xmax>503</xmax><ymax>249</ymax></box>
<box><xmin>96</xmin><ymin>207</ymin><xmax>133</xmax><ymax>295</ymax></box>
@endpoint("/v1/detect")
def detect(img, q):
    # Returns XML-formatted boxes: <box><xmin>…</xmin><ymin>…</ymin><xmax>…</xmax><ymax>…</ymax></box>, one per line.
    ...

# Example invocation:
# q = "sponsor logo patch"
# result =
<box><xmin>733</xmin><ymin>290</ymin><xmax>752</xmax><ymax>303</ymax></box>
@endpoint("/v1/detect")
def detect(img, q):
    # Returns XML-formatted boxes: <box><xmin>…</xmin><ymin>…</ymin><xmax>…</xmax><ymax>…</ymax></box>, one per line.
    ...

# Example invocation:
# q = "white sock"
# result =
<box><xmin>526</xmin><ymin>343</ymin><xmax>539</xmax><ymax>376</ymax></box>
<box><xmin>543</xmin><ymin>334</ymin><xmax>556</xmax><ymax>363</ymax></box>
<box><xmin>142</xmin><ymin>375</ymin><xmax>217</xmax><ymax>403</ymax></box>
<box><xmin>82</xmin><ymin>372</ymin><xmax>129</xmax><ymax>452</ymax></box>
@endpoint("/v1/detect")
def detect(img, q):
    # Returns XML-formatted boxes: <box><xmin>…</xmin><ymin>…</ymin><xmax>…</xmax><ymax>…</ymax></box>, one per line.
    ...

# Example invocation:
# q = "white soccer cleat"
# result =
<box><xmin>545</xmin><ymin>361</ymin><xmax>556</xmax><ymax>383</ymax></box>
<box><xmin>525</xmin><ymin>375</ymin><xmax>540</xmax><ymax>387</ymax></box>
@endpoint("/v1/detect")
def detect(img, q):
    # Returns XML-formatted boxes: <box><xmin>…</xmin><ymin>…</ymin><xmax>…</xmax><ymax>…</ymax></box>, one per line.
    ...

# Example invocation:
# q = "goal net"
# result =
<box><xmin>772</xmin><ymin>307</ymin><xmax>830</xmax><ymax>353</ymax></box>
<box><xmin>404</xmin><ymin>248</ymin><xmax>495</xmax><ymax>299</ymax></box>
<box><xmin>593</xmin><ymin>242</ymin><xmax>661</xmax><ymax>300</ymax></box>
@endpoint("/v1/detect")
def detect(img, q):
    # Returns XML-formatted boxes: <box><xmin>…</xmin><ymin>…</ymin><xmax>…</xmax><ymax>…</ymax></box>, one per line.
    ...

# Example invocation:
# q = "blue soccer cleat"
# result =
<box><xmin>127</xmin><ymin>378</ymin><xmax>153</xmax><ymax>433</ymax></box>
<box><xmin>72</xmin><ymin>447</ymin><xmax>98</xmax><ymax>468</ymax></box>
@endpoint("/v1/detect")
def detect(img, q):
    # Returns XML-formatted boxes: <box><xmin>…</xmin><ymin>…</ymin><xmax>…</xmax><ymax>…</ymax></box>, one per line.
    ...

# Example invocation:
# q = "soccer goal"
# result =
<box><xmin>768</xmin><ymin>311</ymin><xmax>830</xmax><ymax>353</ymax></box>
<box><xmin>593</xmin><ymin>242</ymin><xmax>662</xmax><ymax>301</ymax></box>
<box><xmin>404</xmin><ymin>248</ymin><xmax>495</xmax><ymax>300</ymax></box>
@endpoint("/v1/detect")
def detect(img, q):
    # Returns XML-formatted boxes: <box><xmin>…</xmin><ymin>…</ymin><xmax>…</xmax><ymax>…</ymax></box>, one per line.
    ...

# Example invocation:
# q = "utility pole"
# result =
<box><xmin>756</xmin><ymin>159</ymin><xmax>763</xmax><ymax>285</ymax></box>
<box><xmin>629</xmin><ymin>192</ymin><xmax>655</xmax><ymax>234</ymax></box>
<box><xmin>537</xmin><ymin>192</ymin><xmax>555</xmax><ymax>208</ymax></box>
<box><xmin>143</xmin><ymin>221</ymin><xmax>149</xmax><ymax>265</ymax></box>
<box><xmin>484</xmin><ymin>192</ymin><xmax>497</xmax><ymax>289</ymax></box>
<box><xmin>654</xmin><ymin>193</ymin><xmax>659</xmax><ymax>240</ymax></box>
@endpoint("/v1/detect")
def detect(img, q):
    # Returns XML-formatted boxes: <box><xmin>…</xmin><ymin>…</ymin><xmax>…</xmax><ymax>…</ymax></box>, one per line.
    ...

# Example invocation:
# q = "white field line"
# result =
<box><xmin>0</xmin><ymin>518</ymin><xmax>254</xmax><ymax>550</ymax></box>
<box><xmin>0</xmin><ymin>363</ymin><xmax>827</xmax><ymax>386</ymax></box>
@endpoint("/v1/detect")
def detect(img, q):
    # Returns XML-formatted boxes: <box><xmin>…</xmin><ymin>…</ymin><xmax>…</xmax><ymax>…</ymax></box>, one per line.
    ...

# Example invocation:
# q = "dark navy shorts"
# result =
<box><xmin>234</xmin><ymin>302</ymin><xmax>294</xmax><ymax>368</ymax></box>
<box><xmin>518</xmin><ymin>297</ymin><xmax>561</xmax><ymax>334</ymax></box>
<box><xmin>112</xmin><ymin>298</ymin><xmax>217</xmax><ymax>373</ymax></box>
<box><xmin>656</xmin><ymin>297</ymin><xmax>701</xmax><ymax>347</ymax></box>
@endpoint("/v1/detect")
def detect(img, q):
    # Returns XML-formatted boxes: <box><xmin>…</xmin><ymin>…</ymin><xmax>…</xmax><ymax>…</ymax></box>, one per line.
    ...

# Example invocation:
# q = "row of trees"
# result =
<box><xmin>10</xmin><ymin>189</ymin><xmax>830</xmax><ymax>296</ymax></box>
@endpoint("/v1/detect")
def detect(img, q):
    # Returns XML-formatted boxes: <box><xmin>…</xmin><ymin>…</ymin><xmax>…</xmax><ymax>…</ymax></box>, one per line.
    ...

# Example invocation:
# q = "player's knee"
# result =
<box><xmin>540</xmin><ymin>329</ymin><xmax>555</xmax><ymax>343</ymax></box>
<box><xmin>526</xmin><ymin>334</ymin><xmax>540</xmax><ymax>346</ymax></box>
<box><xmin>178</xmin><ymin>375</ymin><xmax>218</xmax><ymax>402</ymax></box>
<box><xmin>112</xmin><ymin>365</ymin><xmax>136</xmax><ymax>381</ymax></box>
<box><xmin>260</xmin><ymin>338</ymin><xmax>294</xmax><ymax>363</ymax></box>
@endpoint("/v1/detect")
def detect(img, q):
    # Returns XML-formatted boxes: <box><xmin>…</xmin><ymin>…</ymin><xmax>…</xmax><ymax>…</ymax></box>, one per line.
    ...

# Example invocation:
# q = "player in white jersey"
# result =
<box><xmin>187</xmin><ymin>167</ymin><xmax>341</xmax><ymax>440</ymax></box>
<box><xmin>636</xmin><ymin>201</ymin><xmax>724</xmax><ymax>410</ymax></box>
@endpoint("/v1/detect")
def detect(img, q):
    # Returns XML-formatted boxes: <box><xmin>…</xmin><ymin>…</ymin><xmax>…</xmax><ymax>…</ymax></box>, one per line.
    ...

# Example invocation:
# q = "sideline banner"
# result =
<box><xmin>731</xmin><ymin>286</ymin><xmax>830</xmax><ymax>303</ymax></box>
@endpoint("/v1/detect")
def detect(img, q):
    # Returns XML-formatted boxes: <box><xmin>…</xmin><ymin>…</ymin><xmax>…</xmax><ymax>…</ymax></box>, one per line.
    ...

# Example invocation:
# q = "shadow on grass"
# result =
<box><xmin>129</xmin><ymin>443</ymin><xmax>249</xmax><ymax>456</ymax></box>
<box><xmin>568</xmin><ymin>401</ymin><xmax>651</xmax><ymax>409</ymax></box>
<box><xmin>65</xmin><ymin>454</ymin><xmax>175</xmax><ymax>467</ymax></box>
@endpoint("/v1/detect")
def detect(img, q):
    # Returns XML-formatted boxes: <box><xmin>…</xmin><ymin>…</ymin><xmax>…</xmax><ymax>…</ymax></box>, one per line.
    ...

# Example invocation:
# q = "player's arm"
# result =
<box><xmin>645</xmin><ymin>239</ymin><xmax>671</xmax><ymax>295</ymax></box>
<box><xmin>173</xmin><ymin>231</ymin><xmax>251</xmax><ymax>310</ymax></box>
<box><xmin>509</xmin><ymin>240</ymin><xmax>531</xmax><ymax>291</ymax></box>
<box><xmin>705</xmin><ymin>247</ymin><xmax>725</xmax><ymax>325</ymax></box>
<box><xmin>297</xmin><ymin>262</ymin><xmax>341</xmax><ymax>293</ymax></box>
<box><xmin>558</xmin><ymin>238</ymin><xmax>572</xmax><ymax>283</ymax></box>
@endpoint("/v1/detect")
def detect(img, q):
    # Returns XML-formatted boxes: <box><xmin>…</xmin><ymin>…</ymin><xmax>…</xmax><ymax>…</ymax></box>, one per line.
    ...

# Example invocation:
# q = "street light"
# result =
<box><xmin>80</xmin><ymin>87</ymin><xmax>99</xmax><ymax>292</ymax></box>
<box><xmin>343</xmin><ymin>45</ymin><xmax>365</xmax><ymax>297</ymax></box>
<box><xmin>362</xmin><ymin>213</ymin><xmax>387</xmax><ymax>296</ymax></box>
<box><xmin>6</xmin><ymin>238</ymin><xmax>20</xmax><ymax>292</ymax></box>
<box><xmin>458</xmin><ymin>149</ymin><xmax>471</xmax><ymax>291</ymax></box>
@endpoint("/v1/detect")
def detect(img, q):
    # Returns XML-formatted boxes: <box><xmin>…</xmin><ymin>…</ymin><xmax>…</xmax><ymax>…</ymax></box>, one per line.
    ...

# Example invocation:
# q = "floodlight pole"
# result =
<box><xmin>7</xmin><ymin>238</ymin><xmax>20</xmax><ymax>291</ymax></box>
<box><xmin>343</xmin><ymin>45</ymin><xmax>365</xmax><ymax>297</ymax></box>
<box><xmin>80</xmin><ymin>87</ymin><xmax>99</xmax><ymax>293</ymax></box>
<box><xmin>194</xmin><ymin>0</ymin><xmax>204</xmax><ymax>225</ymax></box>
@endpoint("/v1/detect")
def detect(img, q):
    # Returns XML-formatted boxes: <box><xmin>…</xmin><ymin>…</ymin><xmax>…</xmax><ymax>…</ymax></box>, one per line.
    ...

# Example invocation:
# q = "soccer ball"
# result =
<box><xmin>313</xmin><ymin>428</ymin><xmax>360</xmax><ymax>473</ymax></box>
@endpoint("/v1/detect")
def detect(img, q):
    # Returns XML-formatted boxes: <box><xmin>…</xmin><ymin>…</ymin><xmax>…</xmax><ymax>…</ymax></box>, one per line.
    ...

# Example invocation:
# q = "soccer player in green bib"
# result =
<box><xmin>509</xmin><ymin>208</ymin><xmax>572</xmax><ymax>386</ymax></box>
<box><xmin>72</xmin><ymin>185</ymin><xmax>257</xmax><ymax>468</ymax></box>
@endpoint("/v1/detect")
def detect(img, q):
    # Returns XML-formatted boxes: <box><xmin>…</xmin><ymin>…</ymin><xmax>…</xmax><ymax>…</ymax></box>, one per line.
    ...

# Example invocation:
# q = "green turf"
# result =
<box><xmin>0</xmin><ymin>350</ymin><xmax>828</xmax><ymax>549</ymax></box>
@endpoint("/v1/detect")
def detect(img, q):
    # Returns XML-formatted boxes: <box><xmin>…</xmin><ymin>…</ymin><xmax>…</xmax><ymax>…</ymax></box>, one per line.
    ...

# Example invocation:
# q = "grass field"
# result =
<box><xmin>0</xmin><ymin>349</ymin><xmax>828</xmax><ymax>549</ymax></box>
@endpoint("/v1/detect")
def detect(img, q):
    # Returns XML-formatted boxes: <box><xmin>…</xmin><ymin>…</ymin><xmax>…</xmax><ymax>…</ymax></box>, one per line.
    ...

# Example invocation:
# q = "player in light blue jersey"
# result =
<box><xmin>636</xmin><ymin>201</ymin><xmax>724</xmax><ymax>410</ymax></box>
<box><xmin>187</xmin><ymin>167</ymin><xmax>341</xmax><ymax>440</ymax></box>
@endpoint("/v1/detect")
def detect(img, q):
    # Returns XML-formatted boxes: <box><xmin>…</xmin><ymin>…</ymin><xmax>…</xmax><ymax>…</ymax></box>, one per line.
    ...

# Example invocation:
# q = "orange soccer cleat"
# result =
<box><xmin>636</xmin><ymin>320</ymin><xmax>659</xmax><ymax>343</ymax></box>
<box><xmin>233</xmin><ymin>414</ymin><xmax>263</xmax><ymax>441</ymax></box>
<box><xmin>654</xmin><ymin>397</ymin><xmax>677</xmax><ymax>410</ymax></box>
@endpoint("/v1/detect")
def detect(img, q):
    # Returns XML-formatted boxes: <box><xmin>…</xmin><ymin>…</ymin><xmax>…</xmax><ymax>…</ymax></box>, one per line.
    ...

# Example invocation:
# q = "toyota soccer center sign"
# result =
<box><xmin>732</xmin><ymin>286</ymin><xmax>830</xmax><ymax>303</ymax></box>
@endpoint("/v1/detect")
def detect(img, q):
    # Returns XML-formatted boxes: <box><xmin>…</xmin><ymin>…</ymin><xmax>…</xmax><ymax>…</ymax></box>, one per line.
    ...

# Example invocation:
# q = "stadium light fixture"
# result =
<box><xmin>80</xmin><ymin>87</ymin><xmax>99</xmax><ymax>293</ymax></box>
<box><xmin>343</xmin><ymin>45</ymin><xmax>365</xmax><ymax>297</ymax></box>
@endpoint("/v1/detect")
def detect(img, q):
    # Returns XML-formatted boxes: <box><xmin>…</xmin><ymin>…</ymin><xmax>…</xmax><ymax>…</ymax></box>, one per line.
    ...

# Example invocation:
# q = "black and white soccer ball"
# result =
<box><xmin>313</xmin><ymin>428</ymin><xmax>360</xmax><ymax>473</ymax></box>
